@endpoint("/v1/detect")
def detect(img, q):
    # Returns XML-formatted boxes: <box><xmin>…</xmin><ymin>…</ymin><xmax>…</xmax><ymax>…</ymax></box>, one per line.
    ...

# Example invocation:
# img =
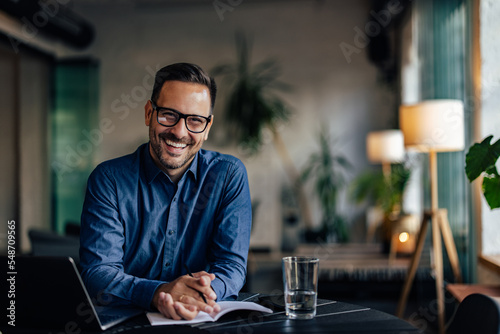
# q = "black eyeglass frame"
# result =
<box><xmin>151</xmin><ymin>100</ymin><xmax>212</xmax><ymax>133</ymax></box>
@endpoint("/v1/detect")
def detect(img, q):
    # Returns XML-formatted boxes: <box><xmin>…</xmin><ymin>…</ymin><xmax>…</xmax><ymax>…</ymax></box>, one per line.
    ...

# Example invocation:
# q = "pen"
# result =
<box><xmin>184</xmin><ymin>264</ymin><xmax>208</xmax><ymax>304</ymax></box>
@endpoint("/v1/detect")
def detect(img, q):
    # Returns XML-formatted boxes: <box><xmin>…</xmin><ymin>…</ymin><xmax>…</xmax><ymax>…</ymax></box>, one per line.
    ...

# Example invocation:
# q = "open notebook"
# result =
<box><xmin>147</xmin><ymin>301</ymin><xmax>273</xmax><ymax>325</ymax></box>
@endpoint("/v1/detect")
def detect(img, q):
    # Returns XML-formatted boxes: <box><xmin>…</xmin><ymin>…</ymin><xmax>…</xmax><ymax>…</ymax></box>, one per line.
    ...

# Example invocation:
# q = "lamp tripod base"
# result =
<box><xmin>396</xmin><ymin>208</ymin><xmax>462</xmax><ymax>334</ymax></box>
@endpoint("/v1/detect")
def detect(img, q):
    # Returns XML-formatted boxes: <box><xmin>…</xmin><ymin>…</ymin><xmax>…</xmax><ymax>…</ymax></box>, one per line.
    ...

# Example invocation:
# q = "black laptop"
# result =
<box><xmin>2</xmin><ymin>256</ymin><xmax>143</xmax><ymax>331</ymax></box>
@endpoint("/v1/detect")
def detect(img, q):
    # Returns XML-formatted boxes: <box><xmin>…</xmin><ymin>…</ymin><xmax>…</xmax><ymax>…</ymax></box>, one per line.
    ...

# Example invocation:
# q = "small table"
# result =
<box><xmin>4</xmin><ymin>294</ymin><xmax>419</xmax><ymax>334</ymax></box>
<box><xmin>104</xmin><ymin>294</ymin><xmax>419</xmax><ymax>334</ymax></box>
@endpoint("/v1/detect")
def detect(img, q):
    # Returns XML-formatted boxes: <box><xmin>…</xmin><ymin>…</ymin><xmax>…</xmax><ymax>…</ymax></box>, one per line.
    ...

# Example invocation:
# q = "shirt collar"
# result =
<box><xmin>144</xmin><ymin>143</ymin><xmax>199</xmax><ymax>184</ymax></box>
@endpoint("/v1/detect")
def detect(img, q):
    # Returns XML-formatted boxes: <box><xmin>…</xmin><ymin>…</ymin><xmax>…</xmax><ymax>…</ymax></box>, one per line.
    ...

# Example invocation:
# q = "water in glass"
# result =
<box><xmin>285</xmin><ymin>289</ymin><xmax>317</xmax><ymax>319</ymax></box>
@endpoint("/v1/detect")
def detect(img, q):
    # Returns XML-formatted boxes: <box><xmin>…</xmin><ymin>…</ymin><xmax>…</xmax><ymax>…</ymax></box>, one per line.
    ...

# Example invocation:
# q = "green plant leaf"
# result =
<box><xmin>349</xmin><ymin>161</ymin><xmax>412</xmax><ymax>216</ymax></box>
<box><xmin>465</xmin><ymin>135</ymin><xmax>500</xmax><ymax>182</ymax></box>
<box><xmin>349</xmin><ymin>171</ymin><xmax>384</xmax><ymax>204</ymax></box>
<box><xmin>482</xmin><ymin>167</ymin><xmax>500</xmax><ymax>210</ymax></box>
<box><xmin>336</xmin><ymin>156</ymin><xmax>354</xmax><ymax>171</ymax></box>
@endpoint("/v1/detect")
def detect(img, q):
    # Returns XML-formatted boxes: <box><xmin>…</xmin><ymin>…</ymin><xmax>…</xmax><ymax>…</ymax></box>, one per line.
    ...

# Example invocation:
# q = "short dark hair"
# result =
<box><xmin>151</xmin><ymin>63</ymin><xmax>217</xmax><ymax>112</ymax></box>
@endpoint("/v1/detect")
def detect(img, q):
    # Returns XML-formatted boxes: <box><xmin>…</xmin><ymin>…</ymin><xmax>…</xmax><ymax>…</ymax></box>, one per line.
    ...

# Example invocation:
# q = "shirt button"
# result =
<box><xmin>165</xmin><ymin>262</ymin><xmax>170</xmax><ymax>267</ymax></box>
<box><xmin>168</xmin><ymin>230</ymin><xmax>175</xmax><ymax>235</ymax></box>
<box><xmin>173</xmin><ymin>198</ymin><xmax>177</xmax><ymax>202</ymax></box>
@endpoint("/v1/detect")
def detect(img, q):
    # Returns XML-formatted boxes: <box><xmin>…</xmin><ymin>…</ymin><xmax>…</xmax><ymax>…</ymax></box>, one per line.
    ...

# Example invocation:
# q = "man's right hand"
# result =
<box><xmin>152</xmin><ymin>271</ymin><xmax>221</xmax><ymax>320</ymax></box>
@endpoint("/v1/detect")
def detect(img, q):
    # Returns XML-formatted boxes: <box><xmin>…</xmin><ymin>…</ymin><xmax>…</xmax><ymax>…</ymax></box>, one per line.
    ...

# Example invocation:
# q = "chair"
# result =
<box><xmin>447</xmin><ymin>293</ymin><xmax>500</xmax><ymax>334</ymax></box>
<box><xmin>28</xmin><ymin>229</ymin><xmax>80</xmax><ymax>264</ymax></box>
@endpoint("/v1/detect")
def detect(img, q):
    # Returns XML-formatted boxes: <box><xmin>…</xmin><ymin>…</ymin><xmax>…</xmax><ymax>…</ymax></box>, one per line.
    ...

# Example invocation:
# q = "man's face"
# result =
<box><xmin>145</xmin><ymin>80</ymin><xmax>213</xmax><ymax>180</ymax></box>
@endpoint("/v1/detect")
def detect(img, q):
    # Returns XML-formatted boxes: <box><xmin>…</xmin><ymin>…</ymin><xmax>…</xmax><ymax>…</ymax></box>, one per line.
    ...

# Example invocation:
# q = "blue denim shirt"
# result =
<box><xmin>79</xmin><ymin>143</ymin><xmax>252</xmax><ymax>310</ymax></box>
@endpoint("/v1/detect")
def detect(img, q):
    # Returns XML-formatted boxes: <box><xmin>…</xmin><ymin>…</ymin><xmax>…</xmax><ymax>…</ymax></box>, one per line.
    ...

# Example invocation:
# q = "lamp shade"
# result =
<box><xmin>399</xmin><ymin>100</ymin><xmax>464</xmax><ymax>152</ymax></box>
<box><xmin>366</xmin><ymin>130</ymin><xmax>405</xmax><ymax>163</ymax></box>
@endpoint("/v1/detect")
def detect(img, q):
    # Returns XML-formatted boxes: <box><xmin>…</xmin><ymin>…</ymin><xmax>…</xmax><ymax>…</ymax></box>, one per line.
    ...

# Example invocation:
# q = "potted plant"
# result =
<box><xmin>350</xmin><ymin>159</ymin><xmax>412</xmax><ymax>250</ymax></box>
<box><xmin>301</xmin><ymin>128</ymin><xmax>352</xmax><ymax>243</ymax></box>
<box><xmin>465</xmin><ymin>135</ymin><xmax>500</xmax><ymax>210</ymax></box>
<box><xmin>212</xmin><ymin>32</ymin><xmax>314</xmax><ymax>230</ymax></box>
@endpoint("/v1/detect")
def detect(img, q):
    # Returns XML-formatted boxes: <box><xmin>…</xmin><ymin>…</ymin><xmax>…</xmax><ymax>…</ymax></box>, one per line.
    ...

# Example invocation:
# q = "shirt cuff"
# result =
<box><xmin>132</xmin><ymin>279</ymin><xmax>166</xmax><ymax>311</ymax></box>
<box><xmin>210</xmin><ymin>276</ymin><xmax>227</xmax><ymax>301</ymax></box>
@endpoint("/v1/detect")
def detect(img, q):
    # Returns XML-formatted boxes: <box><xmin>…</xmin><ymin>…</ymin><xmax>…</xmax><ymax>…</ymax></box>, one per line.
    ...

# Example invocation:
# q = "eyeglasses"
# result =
<box><xmin>151</xmin><ymin>100</ymin><xmax>212</xmax><ymax>133</ymax></box>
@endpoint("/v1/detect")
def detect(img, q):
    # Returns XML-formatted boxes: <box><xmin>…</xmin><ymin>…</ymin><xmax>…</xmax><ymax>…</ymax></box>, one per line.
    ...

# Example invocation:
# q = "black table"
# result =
<box><xmin>3</xmin><ymin>294</ymin><xmax>419</xmax><ymax>334</ymax></box>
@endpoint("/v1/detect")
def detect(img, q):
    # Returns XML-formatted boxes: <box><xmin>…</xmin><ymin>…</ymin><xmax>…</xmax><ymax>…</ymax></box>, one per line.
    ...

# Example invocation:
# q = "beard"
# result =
<box><xmin>150</xmin><ymin>129</ymin><xmax>198</xmax><ymax>171</ymax></box>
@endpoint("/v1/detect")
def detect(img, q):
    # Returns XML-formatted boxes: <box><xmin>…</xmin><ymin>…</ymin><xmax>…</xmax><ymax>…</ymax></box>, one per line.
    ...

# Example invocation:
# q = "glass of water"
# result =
<box><xmin>282</xmin><ymin>256</ymin><xmax>319</xmax><ymax>320</ymax></box>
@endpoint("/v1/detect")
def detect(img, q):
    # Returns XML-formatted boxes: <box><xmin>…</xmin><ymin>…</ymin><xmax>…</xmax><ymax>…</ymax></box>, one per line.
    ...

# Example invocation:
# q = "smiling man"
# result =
<box><xmin>79</xmin><ymin>63</ymin><xmax>252</xmax><ymax>321</ymax></box>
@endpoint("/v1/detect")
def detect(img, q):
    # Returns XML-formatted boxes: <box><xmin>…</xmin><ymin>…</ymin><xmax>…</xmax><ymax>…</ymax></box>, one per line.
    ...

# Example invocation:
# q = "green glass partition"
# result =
<box><xmin>51</xmin><ymin>58</ymin><xmax>99</xmax><ymax>234</ymax></box>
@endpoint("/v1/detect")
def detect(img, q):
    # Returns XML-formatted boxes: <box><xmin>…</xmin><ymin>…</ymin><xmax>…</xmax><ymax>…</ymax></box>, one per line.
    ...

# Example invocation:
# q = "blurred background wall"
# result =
<box><xmin>1</xmin><ymin>0</ymin><xmax>408</xmax><ymax>252</ymax></box>
<box><xmin>61</xmin><ymin>0</ymin><xmax>399</xmax><ymax>250</ymax></box>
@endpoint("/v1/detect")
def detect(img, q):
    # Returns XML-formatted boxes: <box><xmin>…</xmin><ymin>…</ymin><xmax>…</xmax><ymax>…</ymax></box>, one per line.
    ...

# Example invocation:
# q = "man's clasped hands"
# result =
<box><xmin>152</xmin><ymin>271</ymin><xmax>221</xmax><ymax>320</ymax></box>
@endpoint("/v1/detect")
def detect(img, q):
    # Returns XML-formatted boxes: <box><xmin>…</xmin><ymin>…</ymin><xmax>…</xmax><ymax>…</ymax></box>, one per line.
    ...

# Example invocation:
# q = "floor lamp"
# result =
<box><xmin>367</xmin><ymin>130</ymin><xmax>405</xmax><ymax>178</ymax></box>
<box><xmin>365</xmin><ymin>130</ymin><xmax>405</xmax><ymax>245</ymax></box>
<box><xmin>396</xmin><ymin>100</ymin><xmax>464</xmax><ymax>334</ymax></box>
